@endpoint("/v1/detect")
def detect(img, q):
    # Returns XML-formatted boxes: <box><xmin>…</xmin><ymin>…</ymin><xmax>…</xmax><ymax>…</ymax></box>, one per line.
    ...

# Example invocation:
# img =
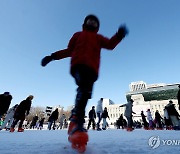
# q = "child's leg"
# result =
<box><xmin>70</xmin><ymin>66</ymin><xmax>97</xmax><ymax>127</ymax></box>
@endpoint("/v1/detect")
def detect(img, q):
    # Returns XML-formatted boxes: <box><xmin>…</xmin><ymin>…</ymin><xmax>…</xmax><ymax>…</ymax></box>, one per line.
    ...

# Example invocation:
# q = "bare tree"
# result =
<box><xmin>26</xmin><ymin>106</ymin><xmax>45</xmax><ymax>121</ymax></box>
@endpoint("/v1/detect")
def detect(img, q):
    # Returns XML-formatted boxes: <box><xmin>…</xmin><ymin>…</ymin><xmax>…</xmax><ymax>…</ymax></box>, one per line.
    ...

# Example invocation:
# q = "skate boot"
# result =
<box><xmin>10</xmin><ymin>127</ymin><xmax>15</xmax><ymax>132</ymax></box>
<box><xmin>18</xmin><ymin>128</ymin><xmax>24</xmax><ymax>132</ymax></box>
<box><xmin>96</xmin><ymin>123</ymin><xmax>101</xmax><ymax>131</ymax></box>
<box><xmin>68</xmin><ymin>115</ymin><xmax>88</xmax><ymax>153</ymax></box>
<box><xmin>126</xmin><ymin>127</ymin><xmax>133</xmax><ymax>132</ymax></box>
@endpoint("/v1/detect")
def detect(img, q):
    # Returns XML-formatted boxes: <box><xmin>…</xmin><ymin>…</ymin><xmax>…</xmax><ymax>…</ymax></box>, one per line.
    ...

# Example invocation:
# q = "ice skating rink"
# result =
<box><xmin>0</xmin><ymin>128</ymin><xmax>179</xmax><ymax>154</ymax></box>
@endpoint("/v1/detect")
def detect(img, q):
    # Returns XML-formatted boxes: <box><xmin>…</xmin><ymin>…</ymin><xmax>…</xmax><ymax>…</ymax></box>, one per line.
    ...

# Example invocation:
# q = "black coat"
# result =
<box><xmin>101</xmin><ymin>110</ymin><xmax>109</xmax><ymax>118</ymax></box>
<box><xmin>31</xmin><ymin>116</ymin><xmax>38</xmax><ymax>126</ymax></box>
<box><xmin>88</xmin><ymin>109</ymin><xmax>96</xmax><ymax>119</ymax></box>
<box><xmin>14</xmin><ymin>99</ymin><xmax>32</xmax><ymax>120</ymax></box>
<box><xmin>0</xmin><ymin>94</ymin><xmax>12</xmax><ymax>115</ymax></box>
<box><xmin>141</xmin><ymin>112</ymin><xmax>147</xmax><ymax>122</ymax></box>
<box><xmin>155</xmin><ymin>112</ymin><xmax>162</xmax><ymax>120</ymax></box>
<box><xmin>49</xmin><ymin>109</ymin><xmax>59</xmax><ymax>121</ymax></box>
<box><xmin>166</xmin><ymin>104</ymin><xmax>179</xmax><ymax>117</ymax></box>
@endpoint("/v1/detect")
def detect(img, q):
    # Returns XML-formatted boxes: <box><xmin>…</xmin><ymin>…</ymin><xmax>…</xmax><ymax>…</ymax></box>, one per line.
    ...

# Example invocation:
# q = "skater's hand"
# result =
<box><xmin>117</xmin><ymin>25</ymin><xmax>129</xmax><ymax>39</ymax></box>
<box><xmin>41</xmin><ymin>56</ymin><xmax>53</xmax><ymax>67</ymax></box>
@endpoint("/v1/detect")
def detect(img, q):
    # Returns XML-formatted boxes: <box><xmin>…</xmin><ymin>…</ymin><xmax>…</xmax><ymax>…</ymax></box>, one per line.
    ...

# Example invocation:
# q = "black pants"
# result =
<box><xmin>71</xmin><ymin>65</ymin><xmax>97</xmax><ymax>120</ymax></box>
<box><xmin>87</xmin><ymin>118</ymin><xmax>96</xmax><ymax>129</ymax></box>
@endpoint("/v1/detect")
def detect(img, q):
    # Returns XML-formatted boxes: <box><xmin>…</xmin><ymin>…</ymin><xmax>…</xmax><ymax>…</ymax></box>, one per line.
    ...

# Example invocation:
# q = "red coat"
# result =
<box><xmin>52</xmin><ymin>29</ymin><xmax>123</xmax><ymax>76</ymax></box>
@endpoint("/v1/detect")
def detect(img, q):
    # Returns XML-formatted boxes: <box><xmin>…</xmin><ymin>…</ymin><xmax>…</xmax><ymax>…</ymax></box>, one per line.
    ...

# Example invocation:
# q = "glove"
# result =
<box><xmin>117</xmin><ymin>25</ymin><xmax>129</xmax><ymax>39</ymax></box>
<box><xmin>41</xmin><ymin>55</ymin><xmax>53</xmax><ymax>67</ymax></box>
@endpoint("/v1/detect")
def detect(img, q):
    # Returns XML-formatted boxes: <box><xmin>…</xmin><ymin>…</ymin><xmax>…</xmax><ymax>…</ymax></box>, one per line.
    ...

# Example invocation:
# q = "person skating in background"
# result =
<box><xmin>0</xmin><ymin>92</ymin><xmax>13</xmax><ymax>119</ymax></box>
<box><xmin>96</xmin><ymin>98</ymin><xmax>103</xmax><ymax>131</ymax></box>
<box><xmin>165</xmin><ymin>100</ymin><xmax>180</xmax><ymax>130</ymax></box>
<box><xmin>57</xmin><ymin>114</ymin><xmax>66</xmax><ymax>129</ymax></box>
<box><xmin>146</xmin><ymin>109</ymin><xmax>154</xmax><ymax>130</ymax></box>
<box><xmin>37</xmin><ymin>117</ymin><xmax>45</xmax><ymax>130</ymax></box>
<box><xmin>154</xmin><ymin>110</ymin><xmax>163</xmax><ymax>130</ymax></box>
<box><xmin>164</xmin><ymin>107</ymin><xmax>172</xmax><ymax>130</ymax></box>
<box><xmin>119</xmin><ymin>99</ymin><xmax>136</xmax><ymax>131</ymax></box>
<box><xmin>101</xmin><ymin>107</ymin><xmax>110</xmax><ymax>130</ymax></box>
<box><xmin>141</xmin><ymin>111</ymin><xmax>148</xmax><ymax>130</ymax></box>
<box><xmin>63</xmin><ymin>119</ymin><xmax>68</xmax><ymax>129</ymax></box>
<box><xmin>10</xmin><ymin>95</ymin><xmax>33</xmax><ymax>132</ymax></box>
<box><xmin>177</xmin><ymin>85</ymin><xmax>180</xmax><ymax>110</ymax></box>
<box><xmin>48</xmin><ymin>108</ymin><xmax>59</xmax><ymax>130</ymax></box>
<box><xmin>41</xmin><ymin>14</ymin><xmax>128</xmax><ymax>152</ymax></box>
<box><xmin>116</xmin><ymin>114</ymin><xmax>124</xmax><ymax>129</ymax></box>
<box><xmin>30</xmin><ymin>115</ymin><xmax>38</xmax><ymax>129</ymax></box>
<box><xmin>0</xmin><ymin>104</ymin><xmax>18</xmax><ymax>131</ymax></box>
<box><xmin>87</xmin><ymin>106</ymin><xmax>96</xmax><ymax>130</ymax></box>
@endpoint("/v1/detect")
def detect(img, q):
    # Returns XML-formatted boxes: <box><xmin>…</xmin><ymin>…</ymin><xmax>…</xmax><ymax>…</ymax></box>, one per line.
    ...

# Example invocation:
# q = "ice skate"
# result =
<box><xmin>10</xmin><ymin>127</ymin><xmax>15</xmax><ymax>132</ymax></box>
<box><xmin>144</xmin><ymin>127</ymin><xmax>149</xmax><ymax>130</ymax></box>
<box><xmin>68</xmin><ymin>116</ymin><xmax>88</xmax><ymax>153</ymax></box>
<box><xmin>126</xmin><ymin>127</ymin><xmax>133</xmax><ymax>131</ymax></box>
<box><xmin>97</xmin><ymin>128</ymin><xmax>102</xmax><ymax>131</ymax></box>
<box><xmin>18</xmin><ymin>128</ymin><xmax>24</xmax><ymax>132</ymax></box>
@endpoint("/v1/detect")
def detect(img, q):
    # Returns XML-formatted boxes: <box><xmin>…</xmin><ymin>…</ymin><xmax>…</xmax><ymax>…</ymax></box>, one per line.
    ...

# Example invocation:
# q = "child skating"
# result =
<box><xmin>41</xmin><ymin>14</ymin><xmax>128</xmax><ymax>153</ymax></box>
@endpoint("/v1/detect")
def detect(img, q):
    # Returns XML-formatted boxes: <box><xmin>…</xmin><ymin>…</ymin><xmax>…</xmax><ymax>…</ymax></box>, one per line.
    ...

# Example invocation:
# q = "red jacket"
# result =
<box><xmin>52</xmin><ymin>29</ymin><xmax>123</xmax><ymax>76</ymax></box>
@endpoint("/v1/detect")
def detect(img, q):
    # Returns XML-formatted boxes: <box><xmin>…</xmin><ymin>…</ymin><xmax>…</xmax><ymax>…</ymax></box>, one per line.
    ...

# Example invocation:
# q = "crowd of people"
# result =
<box><xmin>0</xmin><ymin>86</ymin><xmax>180</xmax><ymax>133</ymax></box>
<box><xmin>115</xmin><ymin>99</ymin><xmax>180</xmax><ymax>131</ymax></box>
<box><xmin>0</xmin><ymin>92</ymin><xmax>69</xmax><ymax>132</ymax></box>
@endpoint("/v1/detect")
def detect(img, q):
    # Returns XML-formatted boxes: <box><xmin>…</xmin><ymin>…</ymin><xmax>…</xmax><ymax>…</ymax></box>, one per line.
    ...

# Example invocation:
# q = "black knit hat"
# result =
<box><xmin>83</xmin><ymin>14</ymin><xmax>100</xmax><ymax>31</ymax></box>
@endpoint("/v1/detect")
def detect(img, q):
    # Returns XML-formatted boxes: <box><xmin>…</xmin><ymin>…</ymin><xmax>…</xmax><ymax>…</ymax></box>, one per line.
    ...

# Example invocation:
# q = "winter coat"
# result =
<box><xmin>88</xmin><ymin>109</ymin><xmax>96</xmax><ymax>119</ymax></box>
<box><xmin>59</xmin><ymin>114</ymin><xmax>66</xmax><ymax>123</ymax></box>
<box><xmin>166</xmin><ymin>103</ymin><xmax>179</xmax><ymax>117</ymax></box>
<box><xmin>155</xmin><ymin>111</ymin><xmax>162</xmax><ymax>121</ymax></box>
<box><xmin>51</xmin><ymin>29</ymin><xmax>122</xmax><ymax>77</ymax></box>
<box><xmin>31</xmin><ymin>116</ymin><xmax>38</xmax><ymax>126</ymax></box>
<box><xmin>141</xmin><ymin>112</ymin><xmax>147</xmax><ymax>122</ymax></box>
<box><xmin>117</xmin><ymin>115</ymin><xmax>123</xmax><ymax>126</ymax></box>
<box><xmin>101</xmin><ymin>110</ymin><xmax>109</xmax><ymax>119</ymax></box>
<box><xmin>39</xmin><ymin>118</ymin><xmax>45</xmax><ymax>127</ymax></box>
<box><xmin>13</xmin><ymin>99</ymin><xmax>32</xmax><ymax>120</ymax></box>
<box><xmin>49</xmin><ymin>109</ymin><xmax>59</xmax><ymax>121</ymax></box>
<box><xmin>146</xmin><ymin>111</ymin><xmax>153</xmax><ymax>121</ymax></box>
<box><xmin>121</xmin><ymin>101</ymin><xmax>134</xmax><ymax>118</ymax></box>
<box><xmin>96</xmin><ymin>100</ymin><xmax>103</xmax><ymax>113</ymax></box>
<box><xmin>0</xmin><ymin>94</ymin><xmax>12</xmax><ymax>115</ymax></box>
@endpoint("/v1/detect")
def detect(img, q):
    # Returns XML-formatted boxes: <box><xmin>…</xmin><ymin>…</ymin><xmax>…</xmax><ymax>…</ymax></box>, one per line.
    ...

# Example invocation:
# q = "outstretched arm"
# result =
<box><xmin>119</xmin><ymin>104</ymin><xmax>126</xmax><ymax>107</ymax></box>
<box><xmin>41</xmin><ymin>49</ymin><xmax>71</xmax><ymax>67</ymax></box>
<box><xmin>41</xmin><ymin>32</ymin><xmax>79</xmax><ymax>67</ymax></box>
<box><xmin>100</xmin><ymin>25</ymin><xmax>129</xmax><ymax>50</ymax></box>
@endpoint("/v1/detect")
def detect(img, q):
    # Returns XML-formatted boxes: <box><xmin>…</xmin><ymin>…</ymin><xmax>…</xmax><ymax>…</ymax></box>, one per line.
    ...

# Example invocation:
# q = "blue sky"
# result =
<box><xmin>1</xmin><ymin>0</ymin><xmax>180</xmax><ymax>111</ymax></box>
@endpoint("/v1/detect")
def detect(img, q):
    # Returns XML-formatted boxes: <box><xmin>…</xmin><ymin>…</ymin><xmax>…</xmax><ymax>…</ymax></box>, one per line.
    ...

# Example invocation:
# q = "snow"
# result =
<box><xmin>0</xmin><ymin>128</ymin><xmax>180</xmax><ymax>154</ymax></box>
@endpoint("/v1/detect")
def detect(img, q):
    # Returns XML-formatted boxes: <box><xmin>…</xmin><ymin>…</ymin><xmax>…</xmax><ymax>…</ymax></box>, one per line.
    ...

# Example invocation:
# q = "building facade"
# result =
<box><xmin>96</xmin><ymin>81</ymin><xmax>180</xmax><ymax>124</ymax></box>
<box><xmin>126</xmin><ymin>81</ymin><xmax>180</xmax><ymax>121</ymax></box>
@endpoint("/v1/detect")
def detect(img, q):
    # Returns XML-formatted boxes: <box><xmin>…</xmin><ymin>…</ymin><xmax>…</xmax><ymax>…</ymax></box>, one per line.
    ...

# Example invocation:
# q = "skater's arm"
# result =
<box><xmin>119</xmin><ymin>104</ymin><xmax>126</xmax><ymax>107</ymax></box>
<box><xmin>53</xmin><ymin>32</ymin><xmax>80</xmax><ymax>60</ymax></box>
<box><xmin>41</xmin><ymin>32</ymin><xmax>79</xmax><ymax>67</ymax></box>
<box><xmin>26</xmin><ymin>102</ymin><xmax>31</xmax><ymax>116</ymax></box>
<box><xmin>100</xmin><ymin>25</ymin><xmax>128</xmax><ymax>50</ymax></box>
